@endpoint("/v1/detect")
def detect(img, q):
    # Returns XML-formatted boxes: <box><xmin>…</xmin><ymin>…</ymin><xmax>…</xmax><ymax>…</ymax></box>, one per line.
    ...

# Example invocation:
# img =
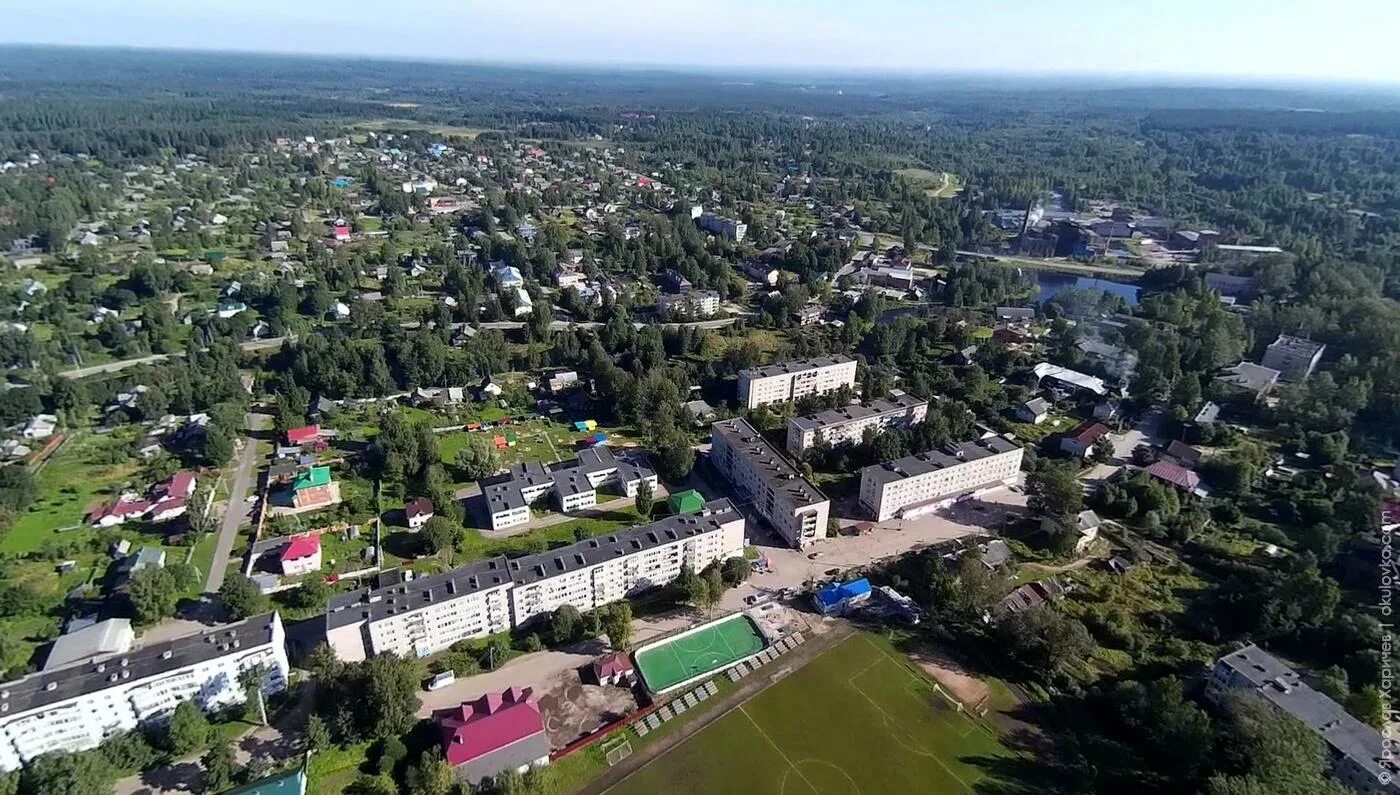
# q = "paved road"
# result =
<box><xmin>58</xmin><ymin>336</ymin><xmax>296</xmax><ymax>380</ymax></box>
<box><xmin>955</xmin><ymin>249</ymin><xmax>1142</xmax><ymax>278</ymax></box>
<box><xmin>205</xmin><ymin>435</ymin><xmax>259</xmax><ymax>593</ymax></box>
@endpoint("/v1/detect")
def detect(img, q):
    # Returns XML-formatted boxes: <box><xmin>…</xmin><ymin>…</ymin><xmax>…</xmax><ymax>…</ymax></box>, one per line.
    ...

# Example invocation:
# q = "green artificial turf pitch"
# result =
<box><xmin>634</xmin><ymin>614</ymin><xmax>767</xmax><ymax>693</ymax></box>
<box><xmin>609</xmin><ymin>633</ymin><xmax>1015</xmax><ymax>794</ymax></box>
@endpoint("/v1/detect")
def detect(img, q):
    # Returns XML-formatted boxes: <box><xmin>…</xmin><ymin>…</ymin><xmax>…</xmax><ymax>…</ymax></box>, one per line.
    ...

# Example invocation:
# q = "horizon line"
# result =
<box><xmin>3</xmin><ymin>41</ymin><xmax>1400</xmax><ymax>92</ymax></box>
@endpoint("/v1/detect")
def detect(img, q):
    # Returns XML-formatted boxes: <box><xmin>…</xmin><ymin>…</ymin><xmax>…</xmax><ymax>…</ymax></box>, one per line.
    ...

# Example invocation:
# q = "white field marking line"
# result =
<box><xmin>739</xmin><ymin>705</ymin><xmax>821</xmax><ymax>795</ymax></box>
<box><xmin>902</xmin><ymin>679</ymin><xmax>975</xmax><ymax>739</ymax></box>
<box><xmin>847</xmin><ymin>651</ymin><xmax>974</xmax><ymax>793</ymax></box>
<box><xmin>865</xmin><ymin>636</ymin><xmax>993</xmax><ymax>739</ymax></box>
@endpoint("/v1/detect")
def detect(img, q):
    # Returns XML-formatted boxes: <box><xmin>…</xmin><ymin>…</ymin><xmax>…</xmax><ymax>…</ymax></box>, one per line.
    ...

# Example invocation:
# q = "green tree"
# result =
<box><xmin>1207</xmin><ymin>693</ymin><xmax>1351</xmax><ymax>795</ymax></box>
<box><xmin>550</xmin><ymin>604</ymin><xmax>583</xmax><ymax>645</ymax></box>
<box><xmin>1345</xmin><ymin>685</ymin><xmax>1385</xmax><ymax>728</ymax></box>
<box><xmin>346</xmin><ymin>774</ymin><xmax>399</xmax><ymax>795</ymax></box>
<box><xmin>163</xmin><ymin>700</ymin><xmax>212</xmax><ymax>756</ymax></box>
<box><xmin>18</xmin><ymin>749</ymin><xmax>116</xmax><ymax>795</ymax></box>
<box><xmin>404</xmin><ymin>748</ymin><xmax>454</xmax><ymax>795</ymax></box>
<box><xmin>453</xmin><ymin>442</ymin><xmax>501</xmax><ymax>481</ymax></box>
<box><xmin>421</xmin><ymin>516</ymin><xmax>464</xmax><ymax>559</ymax></box>
<box><xmin>218</xmin><ymin>574</ymin><xmax>269</xmax><ymax>620</ymax></box>
<box><xmin>199</xmin><ymin>742</ymin><xmax>236</xmax><ymax>794</ymax></box>
<box><xmin>305</xmin><ymin>714</ymin><xmax>332</xmax><ymax>753</ymax></box>
<box><xmin>634</xmin><ymin>478</ymin><xmax>654</xmax><ymax>519</ymax></box>
<box><xmin>721</xmin><ymin>556</ymin><xmax>750</xmax><ymax>587</ymax></box>
<box><xmin>601</xmin><ymin>601</ymin><xmax>633</xmax><ymax>651</ymax></box>
<box><xmin>128</xmin><ymin>567</ymin><xmax>183</xmax><ymax>625</ymax></box>
<box><xmin>1026</xmin><ymin>461</ymin><xmax>1084</xmax><ymax>520</ymax></box>
<box><xmin>375</xmin><ymin>736</ymin><xmax>407</xmax><ymax>775</ymax></box>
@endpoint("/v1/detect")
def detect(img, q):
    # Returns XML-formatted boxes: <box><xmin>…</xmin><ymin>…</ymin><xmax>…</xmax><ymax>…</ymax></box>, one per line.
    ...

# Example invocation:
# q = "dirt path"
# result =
<box><xmin>581</xmin><ymin>623</ymin><xmax>855</xmax><ymax>795</ymax></box>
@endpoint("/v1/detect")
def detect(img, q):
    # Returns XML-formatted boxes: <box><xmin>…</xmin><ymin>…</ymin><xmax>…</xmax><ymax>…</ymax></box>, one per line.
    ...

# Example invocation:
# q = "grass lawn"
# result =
<box><xmin>2</xmin><ymin>431</ymin><xmax>143</xmax><ymax>555</ymax></box>
<box><xmin>609</xmin><ymin>632</ymin><xmax>1017</xmax><ymax>795</ymax></box>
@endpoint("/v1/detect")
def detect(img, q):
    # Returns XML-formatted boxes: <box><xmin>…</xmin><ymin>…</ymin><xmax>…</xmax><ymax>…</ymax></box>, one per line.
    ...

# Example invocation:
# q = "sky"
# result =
<box><xmin>2</xmin><ymin>0</ymin><xmax>1399</xmax><ymax>84</ymax></box>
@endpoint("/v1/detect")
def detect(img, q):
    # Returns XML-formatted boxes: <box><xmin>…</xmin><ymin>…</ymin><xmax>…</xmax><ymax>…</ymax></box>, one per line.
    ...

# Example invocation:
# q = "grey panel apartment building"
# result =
<box><xmin>786</xmin><ymin>391</ymin><xmax>929</xmax><ymax>458</ymax></box>
<box><xmin>1261</xmin><ymin>334</ymin><xmax>1325</xmax><ymax>382</ymax></box>
<box><xmin>709</xmin><ymin>418</ymin><xmax>830</xmax><ymax>549</ymax></box>
<box><xmin>325</xmin><ymin>501</ymin><xmax>746</xmax><ymax>661</ymax></box>
<box><xmin>1206</xmin><ymin>645</ymin><xmax>1399</xmax><ymax>795</ymax></box>
<box><xmin>737</xmin><ymin>355</ymin><xmax>858</xmax><ymax>410</ymax></box>
<box><xmin>859</xmin><ymin>435</ymin><xmax>1023</xmax><ymax>522</ymax></box>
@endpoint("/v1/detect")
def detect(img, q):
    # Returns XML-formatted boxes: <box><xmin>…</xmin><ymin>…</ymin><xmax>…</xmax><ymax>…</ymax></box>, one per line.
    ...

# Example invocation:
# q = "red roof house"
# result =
<box><xmin>438</xmin><ymin>687</ymin><xmax>550</xmax><ymax>785</ymax></box>
<box><xmin>1145</xmin><ymin>460</ymin><xmax>1203</xmax><ymax>493</ymax></box>
<box><xmin>405</xmin><ymin>497</ymin><xmax>435</xmax><ymax>530</ymax></box>
<box><xmin>1059</xmin><ymin>420</ymin><xmax>1111</xmax><ymax>458</ymax></box>
<box><xmin>332</xmin><ymin>225</ymin><xmax>351</xmax><ymax>241</ymax></box>
<box><xmin>589</xmin><ymin>652</ymin><xmax>635</xmax><ymax>685</ymax></box>
<box><xmin>285</xmin><ymin>425</ymin><xmax>322</xmax><ymax>446</ymax></box>
<box><xmin>160</xmin><ymin>470</ymin><xmax>197</xmax><ymax>499</ymax></box>
<box><xmin>279</xmin><ymin>533</ymin><xmax>322</xmax><ymax>576</ymax></box>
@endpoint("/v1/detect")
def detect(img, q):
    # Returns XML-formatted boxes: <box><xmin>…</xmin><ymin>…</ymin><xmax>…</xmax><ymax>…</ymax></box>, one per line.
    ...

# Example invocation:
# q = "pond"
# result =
<box><xmin>1029</xmin><ymin>270</ymin><xmax>1141</xmax><ymax>307</ymax></box>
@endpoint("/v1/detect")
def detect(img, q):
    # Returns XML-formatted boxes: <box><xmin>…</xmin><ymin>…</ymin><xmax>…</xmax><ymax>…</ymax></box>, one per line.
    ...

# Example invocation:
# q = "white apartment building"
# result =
<box><xmin>697</xmin><ymin>213</ymin><xmax>747</xmax><ymax>242</ymax></box>
<box><xmin>859</xmin><ymin>435</ymin><xmax>1023</xmax><ymax>522</ymax></box>
<box><xmin>710</xmin><ymin>418</ymin><xmax>829</xmax><ymax>549</ymax></box>
<box><xmin>504</xmin><ymin>503</ymin><xmax>745</xmax><ymax>627</ymax></box>
<box><xmin>657</xmin><ymin>290</ymin><xmax>721</xmax><ymax>318</ymax></box>
<box><xmin>325</xmin><ymin>502</ymin><xmax>745</xmax><ymax>661</ymax></box>
<box><xmin>0</xmin><ymin>613</ymin><xmax>289</xmax><ymax>772</ymax></box>
<box><xmin>481</xmin><ymin>447</ymin><xmax>657</xmax><ymax>532</ymax></box>
<box><xmin>737</xmin><ymin>355</ymin><xmax>858</xmax><ymax>410</ymax></box>
<box><xmin>786</xmin><ymin>391</ymin><xmax>929</xmax><ymax>458</ymax></box>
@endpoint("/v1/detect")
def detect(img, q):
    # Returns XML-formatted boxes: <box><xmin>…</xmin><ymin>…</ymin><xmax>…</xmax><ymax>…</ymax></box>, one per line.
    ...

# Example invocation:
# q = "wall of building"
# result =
<box><xmin>860</xmin><ymin>447</ymin><xmax>1023</xmax><ymax>522</ymax></box>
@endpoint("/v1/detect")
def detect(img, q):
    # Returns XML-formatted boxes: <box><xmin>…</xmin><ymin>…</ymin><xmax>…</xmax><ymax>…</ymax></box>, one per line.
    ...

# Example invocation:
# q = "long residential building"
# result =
<box><xmin>859</xmin><ymin>435</ymin><xmax>1023</xmax><ymax>521</ymax></box>
<box><xmin>709</xmin><ymin>418</ymin><xmax>829</xmax><ymax>549</ymax></box>
<box><xmin>786</xmin><ymin>391</ymin><xmax>928</xmax><ymax>458</ymax></box>
<box><xmin>0</xmin><ymin>613</ymin><xmax>289</xmax><ymax>772</ymax></box>
<box><xmin>737</xmin><ymin>355</ymin><xmax>858</xmax><ymax>410</ymax></box>
<box><xmin>480</xmin><ymin>446</ymin><xmax>657</xmax><ymax>532</ymax></box>
<box><xmin>325</xmin><ymin>501</ymin><xmax>745</xmax><ymax>661</ymax></box>
<box><xmin>1206</xmin><ymin>645</ymin><xmax>1399</xmax><ymax>795</ymax></box>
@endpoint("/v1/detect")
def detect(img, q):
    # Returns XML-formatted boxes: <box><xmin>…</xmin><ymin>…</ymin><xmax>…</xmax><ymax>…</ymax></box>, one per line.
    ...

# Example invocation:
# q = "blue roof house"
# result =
<box><xmin>814</xmin><ymin>578</ymin><xmax>872</xmax><ymax>616</ymax></box>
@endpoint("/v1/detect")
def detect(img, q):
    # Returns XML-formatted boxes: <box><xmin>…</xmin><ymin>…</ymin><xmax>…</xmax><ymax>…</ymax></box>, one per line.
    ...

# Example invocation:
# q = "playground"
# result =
<box><xmin>608</xmin><ymin>632</ymin><xmax>1016</xmax><ymax>795</ymax></box>
<box><xmin>633</xmin><ymin>613</ymin><xmax>767</xmax><ymax>694</ymax></box>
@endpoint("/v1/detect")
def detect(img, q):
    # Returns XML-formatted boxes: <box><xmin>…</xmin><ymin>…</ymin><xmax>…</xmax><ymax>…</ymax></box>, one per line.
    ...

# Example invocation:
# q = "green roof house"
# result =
<box><xmin>667</xmin><ymin>489</ymin><xmax>705</xmax><ymax>515</ymax></box>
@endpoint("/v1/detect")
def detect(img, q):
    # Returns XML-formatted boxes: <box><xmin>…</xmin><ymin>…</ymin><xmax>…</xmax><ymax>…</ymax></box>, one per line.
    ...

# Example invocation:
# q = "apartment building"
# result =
<box><xmin>324</xmin><ymin>502</ymin><xmax>745</xmax><ymax>661</ymax></box>
<box><xmin>503</xmin><ymin>502</ymin><xmax>745</xmax><ymax>627</ymax></box>
<box><xmin>786</xmin><ymin>391</ymin><xmax>929</xmax><ymax>458</ymax></box>
<box><xmin>657</xmin><ymin>290</ymin><xmax>720</xmax><ymax>318</ymax></box>
<box><xmin>1261</xmin><ymin>334</ymin><xmax>1325</xmax><ymax>382</ymax></box>
<box><xmin>710</xmin><ymin>418</ymin><xmax>830</xmax><ymax>549</ymax></box>
<box><xmin>859</xmin><ymin>435</ymin><xmax>1023</xmax><ymax>522</ymax></box>
<box><xmin>480</xmin><ymin>447</ymin><xmax>657</xmax><ymax>532</ymax></box>
<box><xmin>0</xmin><ymin>613</ymin><xmax>288</xmax><ymax>772</ymax></box>
<box><xmin>697</xmin><ymin>213</ymin><xmax>747</xmax><ymax>242</ymax></box>
<box><xmin>326</xmin><ymin>558</ymin><xmax>515</xmax><ymax>663</ymax></box>
<box><xmin>1206</xmin><ymin>645</ymin><xmax>1400</xmax><ymax>795</ymax></box>
<box><xmin>737</xmin><ymin>355</ymin><xmax>858</xmax><ymax>410</ymax></box>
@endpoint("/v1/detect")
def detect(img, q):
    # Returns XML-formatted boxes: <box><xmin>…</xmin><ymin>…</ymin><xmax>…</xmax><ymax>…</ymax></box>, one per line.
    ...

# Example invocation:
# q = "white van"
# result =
<box><xmin>426</xmin><ymin>670</ymin><xmax>455</xmax><ymax>691</ymax></box>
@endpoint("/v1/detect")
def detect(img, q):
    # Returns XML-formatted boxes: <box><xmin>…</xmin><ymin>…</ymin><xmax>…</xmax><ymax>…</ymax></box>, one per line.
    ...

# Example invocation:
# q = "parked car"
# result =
<box><xmin>426</xmin><ymin>671</ymin><xmax>456</xmax><ymax>691</ymax></box>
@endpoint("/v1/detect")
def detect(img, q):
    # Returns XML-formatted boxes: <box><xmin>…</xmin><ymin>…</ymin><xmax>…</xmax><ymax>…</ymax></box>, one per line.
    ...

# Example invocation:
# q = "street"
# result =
<box><xmin>204</xmin><ymin>423</ymin><xmax>262</xmax><ymax>593</ymax></box>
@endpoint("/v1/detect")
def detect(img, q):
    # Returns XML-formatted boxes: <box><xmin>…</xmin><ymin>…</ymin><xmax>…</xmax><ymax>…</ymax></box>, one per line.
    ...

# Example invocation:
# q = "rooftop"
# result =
<box><xmin>1266</xmin><ymin>334</ymin><xmax>1325</xmax><ymax>358</ymax></box>
<box><xmin>740</xmin><ymin>354</ymin><xmax>853</xmax><ymax>380</ymax></box>
<box><xmin>43</xmin><ymin>618</ymin><xmax>134</xmax><ymax>671</ymax></box>
<box><xmin>2</xmin><ymin>613</ymin><xmax>281</xmax><ymax>718</ymax></box>
<box><xmin>328</xmin><ymin>500</ymin><xmax>742</xmax><ymax>627</ymax></box>
<box><xmin>480</xmin><ymin>446</ymin><xmax>654</xmax><ymax>514</ymax></box>
<box><xmin>712</xmin><ymin>418</ymin><xmax>827</xmax><ymax>507</ymax></box>
<box><xmin>1216</xmin><ymin>645</ymin><xmax>1398</xmax><ymax>785</ymax></box>
<box><xmin>791</xmin><ymin>392</ymin><xmax>927</xmax><ymax>432</ymax></box>
<box><xmin>861</xmin><ymin>435</ymin><xmax>1021</xmax><ymax>487</ymax></box>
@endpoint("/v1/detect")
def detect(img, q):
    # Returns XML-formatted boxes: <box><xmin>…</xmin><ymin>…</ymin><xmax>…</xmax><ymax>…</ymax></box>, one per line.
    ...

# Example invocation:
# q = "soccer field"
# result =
<box><xmin>609</xmin><ymin>633</ymin><xmax>1015</xmax><ymax>794</ymax></box>
<box><xmin>633</xmin><ymin>614</ymin><xmax>767</xmax><ymax>693</ymax></box>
